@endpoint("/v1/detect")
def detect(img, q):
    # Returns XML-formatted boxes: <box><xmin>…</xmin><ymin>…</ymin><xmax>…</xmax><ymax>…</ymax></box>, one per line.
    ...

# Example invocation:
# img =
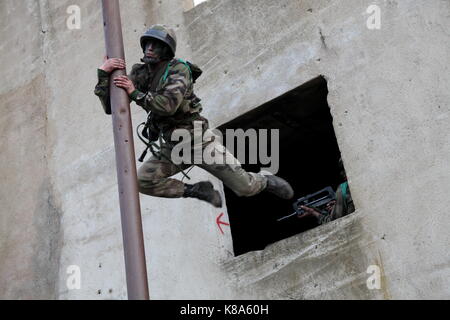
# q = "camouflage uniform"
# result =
<box><xmin>94</xmin><ymin>58</ymin><xmax>267</xmax><ymax>199</ymax></box>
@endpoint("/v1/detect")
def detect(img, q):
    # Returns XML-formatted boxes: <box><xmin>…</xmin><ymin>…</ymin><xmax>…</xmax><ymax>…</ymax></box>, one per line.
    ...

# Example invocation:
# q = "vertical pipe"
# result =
<box><xmin>101</xmin><ymin>0</ymin><xmax>149</xmax><ymax>300</ymax></box>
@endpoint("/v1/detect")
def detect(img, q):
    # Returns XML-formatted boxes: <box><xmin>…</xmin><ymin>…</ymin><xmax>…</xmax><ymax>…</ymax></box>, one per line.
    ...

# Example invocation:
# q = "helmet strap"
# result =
<box><xmin>141</xmin><ymin>43</ymin><xmax>173</xmax><ymax>65</ymax></box>
<box><xmin>141</xmin><ymin>55</ymin><xmax>161</xmax><ymax>65</ymax></box>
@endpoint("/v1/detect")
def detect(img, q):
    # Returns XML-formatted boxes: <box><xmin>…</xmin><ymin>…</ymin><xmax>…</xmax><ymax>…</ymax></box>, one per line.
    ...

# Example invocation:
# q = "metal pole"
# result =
<box><xmin>101</xmin><ymin>0</ymin><xmax>149</xmax><ymax>300</ymax></box>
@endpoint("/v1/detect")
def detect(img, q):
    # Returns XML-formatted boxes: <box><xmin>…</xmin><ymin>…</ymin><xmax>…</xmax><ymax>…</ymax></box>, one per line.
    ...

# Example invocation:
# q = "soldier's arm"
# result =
<box><xmin>94</xmin><ymin>57</ymin><xmax>126</xmax><ymax>115</ymax></box>
<box><xmin>94</xmin><ymin>69</ymin><xmax>112</xmax><ymax>115</ymax></box>
<box><xmin>129</xmin><ymin>63</ymin><xmax>191</xmax><ymax>116</ymax></box>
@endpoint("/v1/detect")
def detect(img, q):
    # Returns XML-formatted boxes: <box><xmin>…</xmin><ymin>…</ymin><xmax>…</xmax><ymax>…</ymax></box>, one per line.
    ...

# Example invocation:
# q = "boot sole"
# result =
<box><xmin>200</xmin><ymin>181</ymin><xmax>223</xmax><ymax>208</ymax></box>
<box><xmin>212</xmin><ymin>190</ymin><xmax>223</xmax><ymax>208</ymax></box>
<box><xmin>264</xmin><ymin>175</ymin><xmax>295</xmax><ymax>200</ymax></box>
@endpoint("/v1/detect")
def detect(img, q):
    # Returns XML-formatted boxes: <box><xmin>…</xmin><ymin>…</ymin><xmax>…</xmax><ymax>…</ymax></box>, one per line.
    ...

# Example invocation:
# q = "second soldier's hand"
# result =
<box><xmin>113</xmin><ymin>75</ymin><xmax>136</xmax><ymax>95</ymax></box>
<box><xmin>298</xmin><ymin>206</ymin><xmax>322</xmax><ymax>219</ymax></box>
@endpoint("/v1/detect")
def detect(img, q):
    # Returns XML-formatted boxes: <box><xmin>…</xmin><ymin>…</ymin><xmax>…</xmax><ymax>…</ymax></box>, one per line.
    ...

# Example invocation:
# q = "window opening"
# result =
<box><xmin>217</xmin><ymin>76</ymin><xmax>355</xmax><ymax>256</ymax></box>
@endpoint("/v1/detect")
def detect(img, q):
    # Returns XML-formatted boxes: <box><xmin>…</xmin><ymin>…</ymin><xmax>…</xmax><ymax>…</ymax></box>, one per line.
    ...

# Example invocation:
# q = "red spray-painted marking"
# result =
<box><xmin>216</xmin><ymin>212</ymin><xmax>230</xmax><ymax>235</ymax></box>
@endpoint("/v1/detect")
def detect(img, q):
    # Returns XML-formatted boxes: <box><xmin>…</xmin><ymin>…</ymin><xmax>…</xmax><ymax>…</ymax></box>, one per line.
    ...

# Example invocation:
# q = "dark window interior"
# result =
<box><xmin>217</xmin><ymin>76</ymin><xmax>350</xmax><ymax>256</ymax></box>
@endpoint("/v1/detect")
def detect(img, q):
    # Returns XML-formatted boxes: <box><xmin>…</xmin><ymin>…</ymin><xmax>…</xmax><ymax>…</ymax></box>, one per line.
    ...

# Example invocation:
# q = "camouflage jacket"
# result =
<box><xmin>94</xmin><ymin>58</ymin><xmax>208</xmax><ymax>142</ymax></box>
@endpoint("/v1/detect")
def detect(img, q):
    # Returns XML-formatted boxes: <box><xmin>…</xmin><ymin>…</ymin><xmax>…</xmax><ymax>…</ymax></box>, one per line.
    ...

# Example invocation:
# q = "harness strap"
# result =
<box><xmin>162</xmin><ymin>59</ymin><xmax>192</xmax><ymax>82</ymax></box>
<box><xmin>136</xmin><ymin>122</ymin><xmax>191</xmax><ymax>180</ymax></box>
<box><xmin>340</xmin><ymin>181</ymin><xmax>349</xmax><ymax>212</ymax></box>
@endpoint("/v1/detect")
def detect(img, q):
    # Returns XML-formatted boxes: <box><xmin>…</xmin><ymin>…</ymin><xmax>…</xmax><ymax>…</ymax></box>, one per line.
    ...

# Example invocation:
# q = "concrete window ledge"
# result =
<box><xmin>220</xmin><ymin>212</ymin><xmax>385</xmax><ymax>299</ymax></box>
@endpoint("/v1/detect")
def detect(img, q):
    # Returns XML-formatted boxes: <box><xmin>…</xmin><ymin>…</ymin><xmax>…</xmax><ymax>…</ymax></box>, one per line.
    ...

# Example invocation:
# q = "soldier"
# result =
<box><xmin>298</xmin><ymin>181</ymin><xmax>355</xmax><ymax>224</ymax></box>
<box><xmin>94</xmin><ymin>24</ymin><xmax>294</xmax><ymax>208</ymax></box>
<box><xmin>298</xmin><ymin>159</ymin><xmax>355</xmax><ymax>224</ymax></box>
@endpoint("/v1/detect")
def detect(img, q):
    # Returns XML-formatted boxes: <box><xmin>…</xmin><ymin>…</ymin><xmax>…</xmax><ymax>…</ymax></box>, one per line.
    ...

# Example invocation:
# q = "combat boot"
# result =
<box><xmin>263</xmin><ymin>175</ymin><xmax>294</xmax><ymax>200</ymax></box>
<box><xmin>183</xmin><ymin>181</ymin><xmax>223</xmax><ymax>208</ymax></box>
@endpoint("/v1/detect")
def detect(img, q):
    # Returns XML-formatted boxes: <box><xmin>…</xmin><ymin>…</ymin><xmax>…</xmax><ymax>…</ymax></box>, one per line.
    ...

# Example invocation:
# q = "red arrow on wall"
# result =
<box><xmin>216</xmin><ymin>213</ymin><xmax>230</xmax><ymax>235</ymax></box>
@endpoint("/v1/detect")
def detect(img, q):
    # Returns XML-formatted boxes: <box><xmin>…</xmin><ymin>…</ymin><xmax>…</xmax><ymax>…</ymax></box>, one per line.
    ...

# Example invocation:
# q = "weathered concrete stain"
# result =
<box><xmin>31</xmin><ymin>179</ymin><xmax>64</xmax><ymax>299</ymax></box>
<box><xmin>374</xmin><ymin>250</ymin><xmax>391</xmax><ymax>300</ymax></box>
<box><xmin>0</xmin><ymin>73</ymin><xmax>63</xmax><ymax>299</ymax></box>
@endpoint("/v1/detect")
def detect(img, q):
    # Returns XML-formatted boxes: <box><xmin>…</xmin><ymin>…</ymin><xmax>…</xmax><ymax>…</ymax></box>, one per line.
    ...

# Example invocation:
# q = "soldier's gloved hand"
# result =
<box><xmin>99</xmin><ymin>56</ymin><xmax>126</xmax><ymax>73</ymax></box>
<box><xmin>113</xmin><ymin>75</ymin><xmax>136</xmax><ymax>95</ymax></box>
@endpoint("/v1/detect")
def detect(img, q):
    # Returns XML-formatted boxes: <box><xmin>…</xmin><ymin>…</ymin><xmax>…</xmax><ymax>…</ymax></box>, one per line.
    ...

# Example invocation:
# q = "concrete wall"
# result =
<box><xmin>0</xmin><ymin>0</ymin><xmax>449</xmax><ymax>299</ymax></box>
<box><xmin>0</xmin><ymin>0</ymin><xmax>63</xmax><ymax>299</ymax></box>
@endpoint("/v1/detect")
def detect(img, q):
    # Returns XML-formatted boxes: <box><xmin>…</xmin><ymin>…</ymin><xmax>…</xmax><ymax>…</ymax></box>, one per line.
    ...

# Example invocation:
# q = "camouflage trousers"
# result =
<box><xmin>137</xmin><ymin>130</ymin><xmax>268</xmax><ymax>198</ymax></box>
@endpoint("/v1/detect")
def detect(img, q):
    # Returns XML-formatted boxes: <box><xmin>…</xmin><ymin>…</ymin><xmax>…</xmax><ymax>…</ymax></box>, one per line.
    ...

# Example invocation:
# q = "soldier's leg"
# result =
<box><xmin>197</xmin><ymin>135</ymin><xmax>294</xmax><ymax>199</ymax></box>
<box><xmin>197</xmin><ymin>140</ymin><xmax>268</xmax><ymax>197</ymax></box>
<box><xmin>137</xmin><ymin>146</ymin><xmax>222</xmax><ymax>207</ymax></box>
<box><xmin>137</xmin><ymin>152</ymin><xmax>187</xmax><ymax>198</ymax></box>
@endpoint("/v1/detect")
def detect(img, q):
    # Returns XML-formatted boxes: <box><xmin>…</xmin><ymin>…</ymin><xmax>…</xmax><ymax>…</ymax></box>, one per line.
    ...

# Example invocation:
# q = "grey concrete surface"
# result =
<box><xmin>0</xmin><ymin>0</ymin><xmax>449</xmax><ymax>299</ymax></box>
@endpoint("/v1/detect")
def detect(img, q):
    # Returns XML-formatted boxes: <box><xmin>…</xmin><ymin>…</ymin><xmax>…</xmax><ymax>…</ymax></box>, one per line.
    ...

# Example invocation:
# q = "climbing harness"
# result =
<box><xmin>136</xmin><ymin>120</ymin><xmax>192</xmax><ymax>181</ymax></box>
<box><xmin>162</xmin><ymin>59</ymin><xmax>202</xmax><ymax>83</ymax></box>
<box><xmin>340</xmin><ymin>181</ymin><xmax>349</xmax><ymax>213</ymax></box>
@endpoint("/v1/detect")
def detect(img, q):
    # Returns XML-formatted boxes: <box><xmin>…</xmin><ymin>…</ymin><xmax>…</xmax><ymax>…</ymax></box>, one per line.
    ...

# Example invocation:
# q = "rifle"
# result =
<box><xmin>277</xmin><ymin>186</ymin><xmax>336</xmax><ymax>222</ymax></box>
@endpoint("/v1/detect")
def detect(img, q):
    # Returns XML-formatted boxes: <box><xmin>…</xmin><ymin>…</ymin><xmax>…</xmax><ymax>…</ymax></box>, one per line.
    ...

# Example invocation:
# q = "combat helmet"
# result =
<box><xmin>140</xmin><ymin>24</ymin><xmax>177</xmax><ymax>57</ymax></box>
